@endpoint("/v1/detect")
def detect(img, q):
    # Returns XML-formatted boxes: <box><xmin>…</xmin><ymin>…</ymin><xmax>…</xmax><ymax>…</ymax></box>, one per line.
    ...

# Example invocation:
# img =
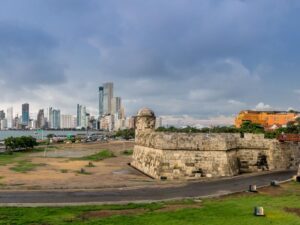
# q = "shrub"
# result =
<box><xmin>4</xmin><ymin>136</ymin><xmax>38</xmax><ymax>152</ymax></box>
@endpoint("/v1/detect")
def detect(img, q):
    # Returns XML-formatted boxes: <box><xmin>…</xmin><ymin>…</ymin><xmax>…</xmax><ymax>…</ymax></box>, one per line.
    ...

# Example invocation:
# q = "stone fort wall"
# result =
<box><xmin>131</xmin><ymin>108</ymin><xmax>300</xmax><ymax>180</ymax></box>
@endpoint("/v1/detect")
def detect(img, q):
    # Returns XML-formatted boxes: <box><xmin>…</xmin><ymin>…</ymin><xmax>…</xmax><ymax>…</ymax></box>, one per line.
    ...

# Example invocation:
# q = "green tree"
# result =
<box><xmin>240</xmin><ymin>121</ymin><xmax>264</xmax><ymax>134</ymax></box>
<box><xmin>115</xmin><ymin>129</ymin><xmax>135</xmax><ymax>140</ymax></box>
<box><xmin>47</xmin><ymin>134</ymin><xmax>55</xmax><ymax>139</ymax></box>
<box><xmin>4</xmin><ymin>136</ymin><xmax>16</xmax><ymax>152</ymax></box>
<box><xmin>4</xmin><ymin>136</ymin><xmax>37</xmax><ymax>152</ymax></box>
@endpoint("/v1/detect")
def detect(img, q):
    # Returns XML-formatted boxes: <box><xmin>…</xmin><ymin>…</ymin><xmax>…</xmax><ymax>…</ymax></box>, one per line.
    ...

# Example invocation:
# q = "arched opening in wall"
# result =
<box><xmin>257</xmin><ymin>154</ymin><xmax>269</xmax><ymax>170</ymax></box>
<box><xmin>240</xmin><ymin>132</ymin><xmax>244</xmax><ymax>138</ymax></box>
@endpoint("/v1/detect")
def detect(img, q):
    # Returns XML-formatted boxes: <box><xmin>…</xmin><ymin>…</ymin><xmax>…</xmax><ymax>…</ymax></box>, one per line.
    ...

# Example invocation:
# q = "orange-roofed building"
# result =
<box><xmin>235</xmin><ymin>110</ymin><xmax>299</xmax><ymax>128</ymax></box>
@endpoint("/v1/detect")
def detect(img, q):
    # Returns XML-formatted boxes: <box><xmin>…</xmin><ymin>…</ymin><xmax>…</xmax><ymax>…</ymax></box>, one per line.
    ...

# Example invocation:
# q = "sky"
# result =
<box><xmin>0</xmin><ymin>0</ymin><xmax>300</xmax><ymax>126</ymax></box>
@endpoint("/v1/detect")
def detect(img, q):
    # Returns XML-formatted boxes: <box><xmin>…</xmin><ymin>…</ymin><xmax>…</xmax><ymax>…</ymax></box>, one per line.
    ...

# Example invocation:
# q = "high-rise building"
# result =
<box><xmin>98</xmin><ymin>86</ymin><xmax>104</xmax><ymax>117</ymax></box>
<box><xmin>115</xmin><ymin>118</ymin><xmax>126</xmax><ymax>131</ymax></box>
<box><xmin>52</xmin><ymin>109</ymin><xmax>61</xmax><ymax>129</ymax></box>
<box><xmin>103</xmin><ymin>82</ymin><xmax>113</xmax><ymax>115</ymax></box>
<box><xmin>22</xmin><ymin>103</ymin><xmax>29</xmax><ymax>126</ymax></box>
<box><xmin>6</xmin><ymin>107</ymin><xmax>13</xmax><ymax>129</ymax></box>
<box><xmin>76</xmin><ymin>104</ymin><xmax>81</xmax><ymax>127</ymax></box>
<box><xmin>37</xmin><ymin>109</ymin><xmax>45</xmax><ymax>129</ymax></box>
<box><xmin>0</xmin><ymin>110</ymin><xmax>5</xmax><ymax>120</ymax></box>
<box><xmin>49</xmin><ymin>107</ymin><xmax>60</xmax><ymax>129</ymax></box>
<box><xmin>120</xmin><ymin>107</ymin><xmax>125</xmax><ymax>120</ymax></box>
<box><xmin>14</xmin><ymin>115</ymin><xmax>22</xmax><ymax>129</ymax></box>
<box><xmin>100</xmin><ymin>114</ymin><xmax>114</xmax><ymax>131</ymax></box>
<box><xmin>111</xmin><ymin>97</ymin><xmax>121</xmax><ymax>116</ymax></box>
<box><xmin>48</xmin><ymin>107</ymin><xmax>53</xmax><ymax>128</ymax></box>
<box><xmin>0</xmin><ymin>119</ymin><xmax>7</xmax><ymax>130</ymax></box>
<box><xmin>81</xmin><ymin>106</ymin><xmax>87</xmax><ymax>128</ymax></box>
<box><xmin>89</xmin><ymin>116</ymin><xmax>98</xmax><ymax>129</ymax></box>
<box><xmin>61</xmin><ymin>115</ymin><xmax>75</xmax><ymax>129</ymax></box>
<box><xmin>76</xmin><ymin>104</ymin><xmax>87</xmax><ymax>128</ymax></box>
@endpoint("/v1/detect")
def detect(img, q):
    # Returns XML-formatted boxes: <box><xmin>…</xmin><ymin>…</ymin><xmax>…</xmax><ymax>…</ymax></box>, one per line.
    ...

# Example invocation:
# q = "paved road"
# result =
<box><xmin>0</xmin><ymin>170</ymin><xmax>295</xmax><ymax>204</ymax></box>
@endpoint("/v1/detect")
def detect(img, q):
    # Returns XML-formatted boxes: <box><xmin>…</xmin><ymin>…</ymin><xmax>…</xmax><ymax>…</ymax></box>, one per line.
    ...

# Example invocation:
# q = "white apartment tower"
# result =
<box><xmin>76</xmin><ymin>104</ymin><xmax>87</xmax><ymax>129</ymax></box>
<box><xmin>6</xmin><ymin>107</ymin><xmax>13</xmax><ymax>129</ymax></box>
<box><xmin>61</xmin><ymin>115</ymin><xmax>75</xmax><ymax>129</ymax></box>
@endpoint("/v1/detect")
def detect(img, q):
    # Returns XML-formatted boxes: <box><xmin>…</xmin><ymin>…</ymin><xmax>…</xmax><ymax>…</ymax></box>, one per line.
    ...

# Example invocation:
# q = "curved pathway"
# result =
<box><xmin>0</xmin><ymin>170</ymin><xmax>295</xmax><ymax>205</ymax></box>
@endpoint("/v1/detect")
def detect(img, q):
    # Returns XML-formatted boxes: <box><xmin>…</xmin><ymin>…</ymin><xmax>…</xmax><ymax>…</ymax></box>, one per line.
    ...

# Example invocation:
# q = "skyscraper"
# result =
<box><xmin>103</xmin><ymin>82</ymin><xmax>113</xmax><ymax>115</ymax></box>
<box><xmin>6</xmin><ymin>107</ymin><xmax>13</xmax><ymax>129</ymax></box>
<box><xmin>60</xmin><ymin>115</ymin><xmax>75</xmax><ymax>129</ymax></box>
<box><xmin>49</xmin><ymin>107</ymin><xmax>60</xmax><ymax>129</ymax></box>
<box><xmin>48</xmin><ymin>107</ymin><xmax>53</xmax><ymax>128</ymax></box>
<box><xmin>0</xmin><ymin>119</ymin><xmax>7</xmax><ymax>130</ymax></box>
<box><xmin>22</xmin><ymin>103</ymin><xmax>29</xmax><ymax>126</ymax></box>
<box><xmin>77</xmin><ymin>104</ymin><xmax>81</xmax><ymax>127</ymax></box>
<box><xmin>37</xmin><ymin>109</ymin><xmax>45</xmax><ymax>129</ymax></box>
<box><xmin>0</xmin><ymin>110</ymin><xmax>5</xmax><ymax>120</ymax></box>
<box><xmin>111</xmin><ymin>97</ymin><xmax>121</xmax><ymax>116</ymax></box>
<box><xmin>52</xmin><ymin>109</ymin><xmax>60</xmax><ymax>129</ymax></box>
<box><xmin>76</xmin><ymin>104</ymin><xmax>87</xmax><ymax>128</ymax></box>
<box><xmin>81</xmin><ymin>106</ymin><xmax>87</xmax><ymax>128</ymax></box>
<box><xmin>98</xmin><ymin>86</ymin><xmax>104</xmax><ymax>117</ymax></box>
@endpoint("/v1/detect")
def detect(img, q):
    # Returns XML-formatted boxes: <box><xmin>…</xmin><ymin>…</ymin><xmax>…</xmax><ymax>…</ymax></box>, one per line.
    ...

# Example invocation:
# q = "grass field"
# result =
<box><xmin>9</xmin><ymin>160</ymin><xmax>46</xmax><ymax>173</ymax></box>
<box><xmin>0</xmin><ymin>182</ymin><xmax>300</xmax><ymax>225</ymax></box>
<box><xmin>77</xmin><ymin>149</ymin><xmax>115</xmax><ymax>161</ymax></box>
<box><xmin>0</xmin><ymin>152</ymin><xmax>22</xmax><ymax>166</ymax></box>
<box><xmin>0</xmin><ymin>147</ymin><xmax>50</xmax><ymax>166</ymax></box>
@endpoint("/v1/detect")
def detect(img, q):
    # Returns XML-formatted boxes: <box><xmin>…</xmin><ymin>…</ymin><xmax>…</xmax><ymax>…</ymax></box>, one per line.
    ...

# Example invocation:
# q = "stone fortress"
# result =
<box><xmin>131</xmin><ymin>108</ymin><xmax>300</xmax><ymax>180</ymax></box>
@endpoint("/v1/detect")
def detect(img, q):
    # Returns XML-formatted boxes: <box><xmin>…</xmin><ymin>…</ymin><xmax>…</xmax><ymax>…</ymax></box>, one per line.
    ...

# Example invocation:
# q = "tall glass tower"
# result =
<box><xmin>98</xmin><ymin>86</ymin><xmax>104</xmax><ymax>117</ymax></box>
<box><xmin>76</xmin><ymin>104</ymin><xmax>87</xmax><ymax>128</ymax></box>
<box><xmin>22</xmin><ymin>103</ymin><xmax>29</xmax><ymax>126</ymax></box>
<box><xmin>52</xmin><ymin>109</ymin><xmax>61</xmax><ymax>129</ymax></box>
<box><xmin>77</xmin><ymin>104</ymin><xmax>81</xmax><ymax>127</ymax></box>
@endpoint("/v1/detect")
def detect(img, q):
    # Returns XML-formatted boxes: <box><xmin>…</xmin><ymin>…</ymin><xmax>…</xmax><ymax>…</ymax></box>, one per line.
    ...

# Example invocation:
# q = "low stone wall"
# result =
<box><xmin>132</xmin><ymin>132</ymin><xmax>300</xmax><ymax>180</ymax></box>
<box><xmin>132</xmin><ymin>145</ymin><xmax>235</xmax><ymax>179</ymax></box>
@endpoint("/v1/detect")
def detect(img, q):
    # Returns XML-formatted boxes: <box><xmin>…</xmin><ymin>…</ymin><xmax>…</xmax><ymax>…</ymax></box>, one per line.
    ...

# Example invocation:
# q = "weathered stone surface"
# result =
<box><xmin>131</xmin><ymin>108</ymin><xmax>300</xmax><ymax>180</ymax></box>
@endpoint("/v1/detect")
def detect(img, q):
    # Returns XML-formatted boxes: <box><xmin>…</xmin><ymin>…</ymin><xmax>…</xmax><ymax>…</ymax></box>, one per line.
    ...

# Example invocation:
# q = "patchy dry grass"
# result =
<box><xmin>76</xmin><ymin>150</ymin><xmax>115</xmax><ymax>161</ymax></box>
<box><xmin>122</xmin><ymin>149</ymin><xmax>133</xmax><ymax>155</ymax></box>
<box><xmin>9</xmin><ymin>160</ymin><xmax>47</xmax><ymax>173</ymax></box>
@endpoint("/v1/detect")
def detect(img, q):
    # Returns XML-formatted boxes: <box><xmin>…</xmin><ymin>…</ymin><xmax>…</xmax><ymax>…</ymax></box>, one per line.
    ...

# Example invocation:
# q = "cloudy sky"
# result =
<box><xmin>0</xmin><ymin>0</ymin><xmax>300</xmax><ymax>126</ymax></box>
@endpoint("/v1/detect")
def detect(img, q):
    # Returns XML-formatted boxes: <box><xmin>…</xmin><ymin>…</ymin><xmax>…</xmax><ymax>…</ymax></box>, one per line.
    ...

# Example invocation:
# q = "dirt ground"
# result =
<box><xmin>0</xmin><ymin>141</ymin><xmax>165</xmax><ymax>190</ymax></box>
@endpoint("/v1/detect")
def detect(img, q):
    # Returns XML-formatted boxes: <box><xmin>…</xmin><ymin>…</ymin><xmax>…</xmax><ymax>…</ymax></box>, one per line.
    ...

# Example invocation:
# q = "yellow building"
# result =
<box><xmin>235</xmin><ymin>110</ymin><xmax>299</xmax><ymax>128</ymax></box>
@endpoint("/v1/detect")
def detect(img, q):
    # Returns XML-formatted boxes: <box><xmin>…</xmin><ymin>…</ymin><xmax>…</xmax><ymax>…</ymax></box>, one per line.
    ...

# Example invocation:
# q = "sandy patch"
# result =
<box><xmin>0</xmin><ymin>141</ymin><xmax>158</xmax><ymax>190</ymax></box>
<box><xmin>258</xmin><ymin>186</ymin><xmax>285</xmax><ymax>196</ymax></box>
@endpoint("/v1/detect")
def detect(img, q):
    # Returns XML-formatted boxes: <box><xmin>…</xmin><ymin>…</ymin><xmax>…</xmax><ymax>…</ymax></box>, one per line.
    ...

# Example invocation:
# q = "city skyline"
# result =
<box><xmin>0</xmin><ymin>1</ymin><xmax>300</xmax><ymax>127</ymax></box>
<box><xmin>0</xmin><ymin>81</ymin><xmax>127</xmax><ymax>117</ymax></box>
<box><xmin>0</xmin><ymin>82</ymin><xmax>141</xmax><ymax>131</ymax></box>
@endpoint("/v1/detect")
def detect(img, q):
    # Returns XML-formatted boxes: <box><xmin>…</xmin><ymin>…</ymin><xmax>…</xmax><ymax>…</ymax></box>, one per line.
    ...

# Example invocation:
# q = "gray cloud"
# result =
<box><xmin>0</xmin><ymin>21</ymin><xmax>66</xmax><ymax>87</ymax></box>
<box><xmin>0</xmin><ymin>0</ymin><xmax>299</xmax><ymax>124</ymax></box>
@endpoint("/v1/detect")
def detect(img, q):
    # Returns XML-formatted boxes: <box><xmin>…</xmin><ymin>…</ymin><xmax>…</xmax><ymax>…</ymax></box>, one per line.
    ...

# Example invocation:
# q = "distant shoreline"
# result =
<box><xmin>0</xmin><ymin>130</ymin><xmax>105</xmax><ymax>141</ymax></box>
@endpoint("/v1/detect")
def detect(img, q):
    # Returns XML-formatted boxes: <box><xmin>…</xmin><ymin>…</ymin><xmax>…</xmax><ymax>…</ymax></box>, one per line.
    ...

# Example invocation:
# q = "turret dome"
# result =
<box><xmin>137</xmin><ymin>108</ymin><xmax>155</xmax><ymax>117</ymax></box>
